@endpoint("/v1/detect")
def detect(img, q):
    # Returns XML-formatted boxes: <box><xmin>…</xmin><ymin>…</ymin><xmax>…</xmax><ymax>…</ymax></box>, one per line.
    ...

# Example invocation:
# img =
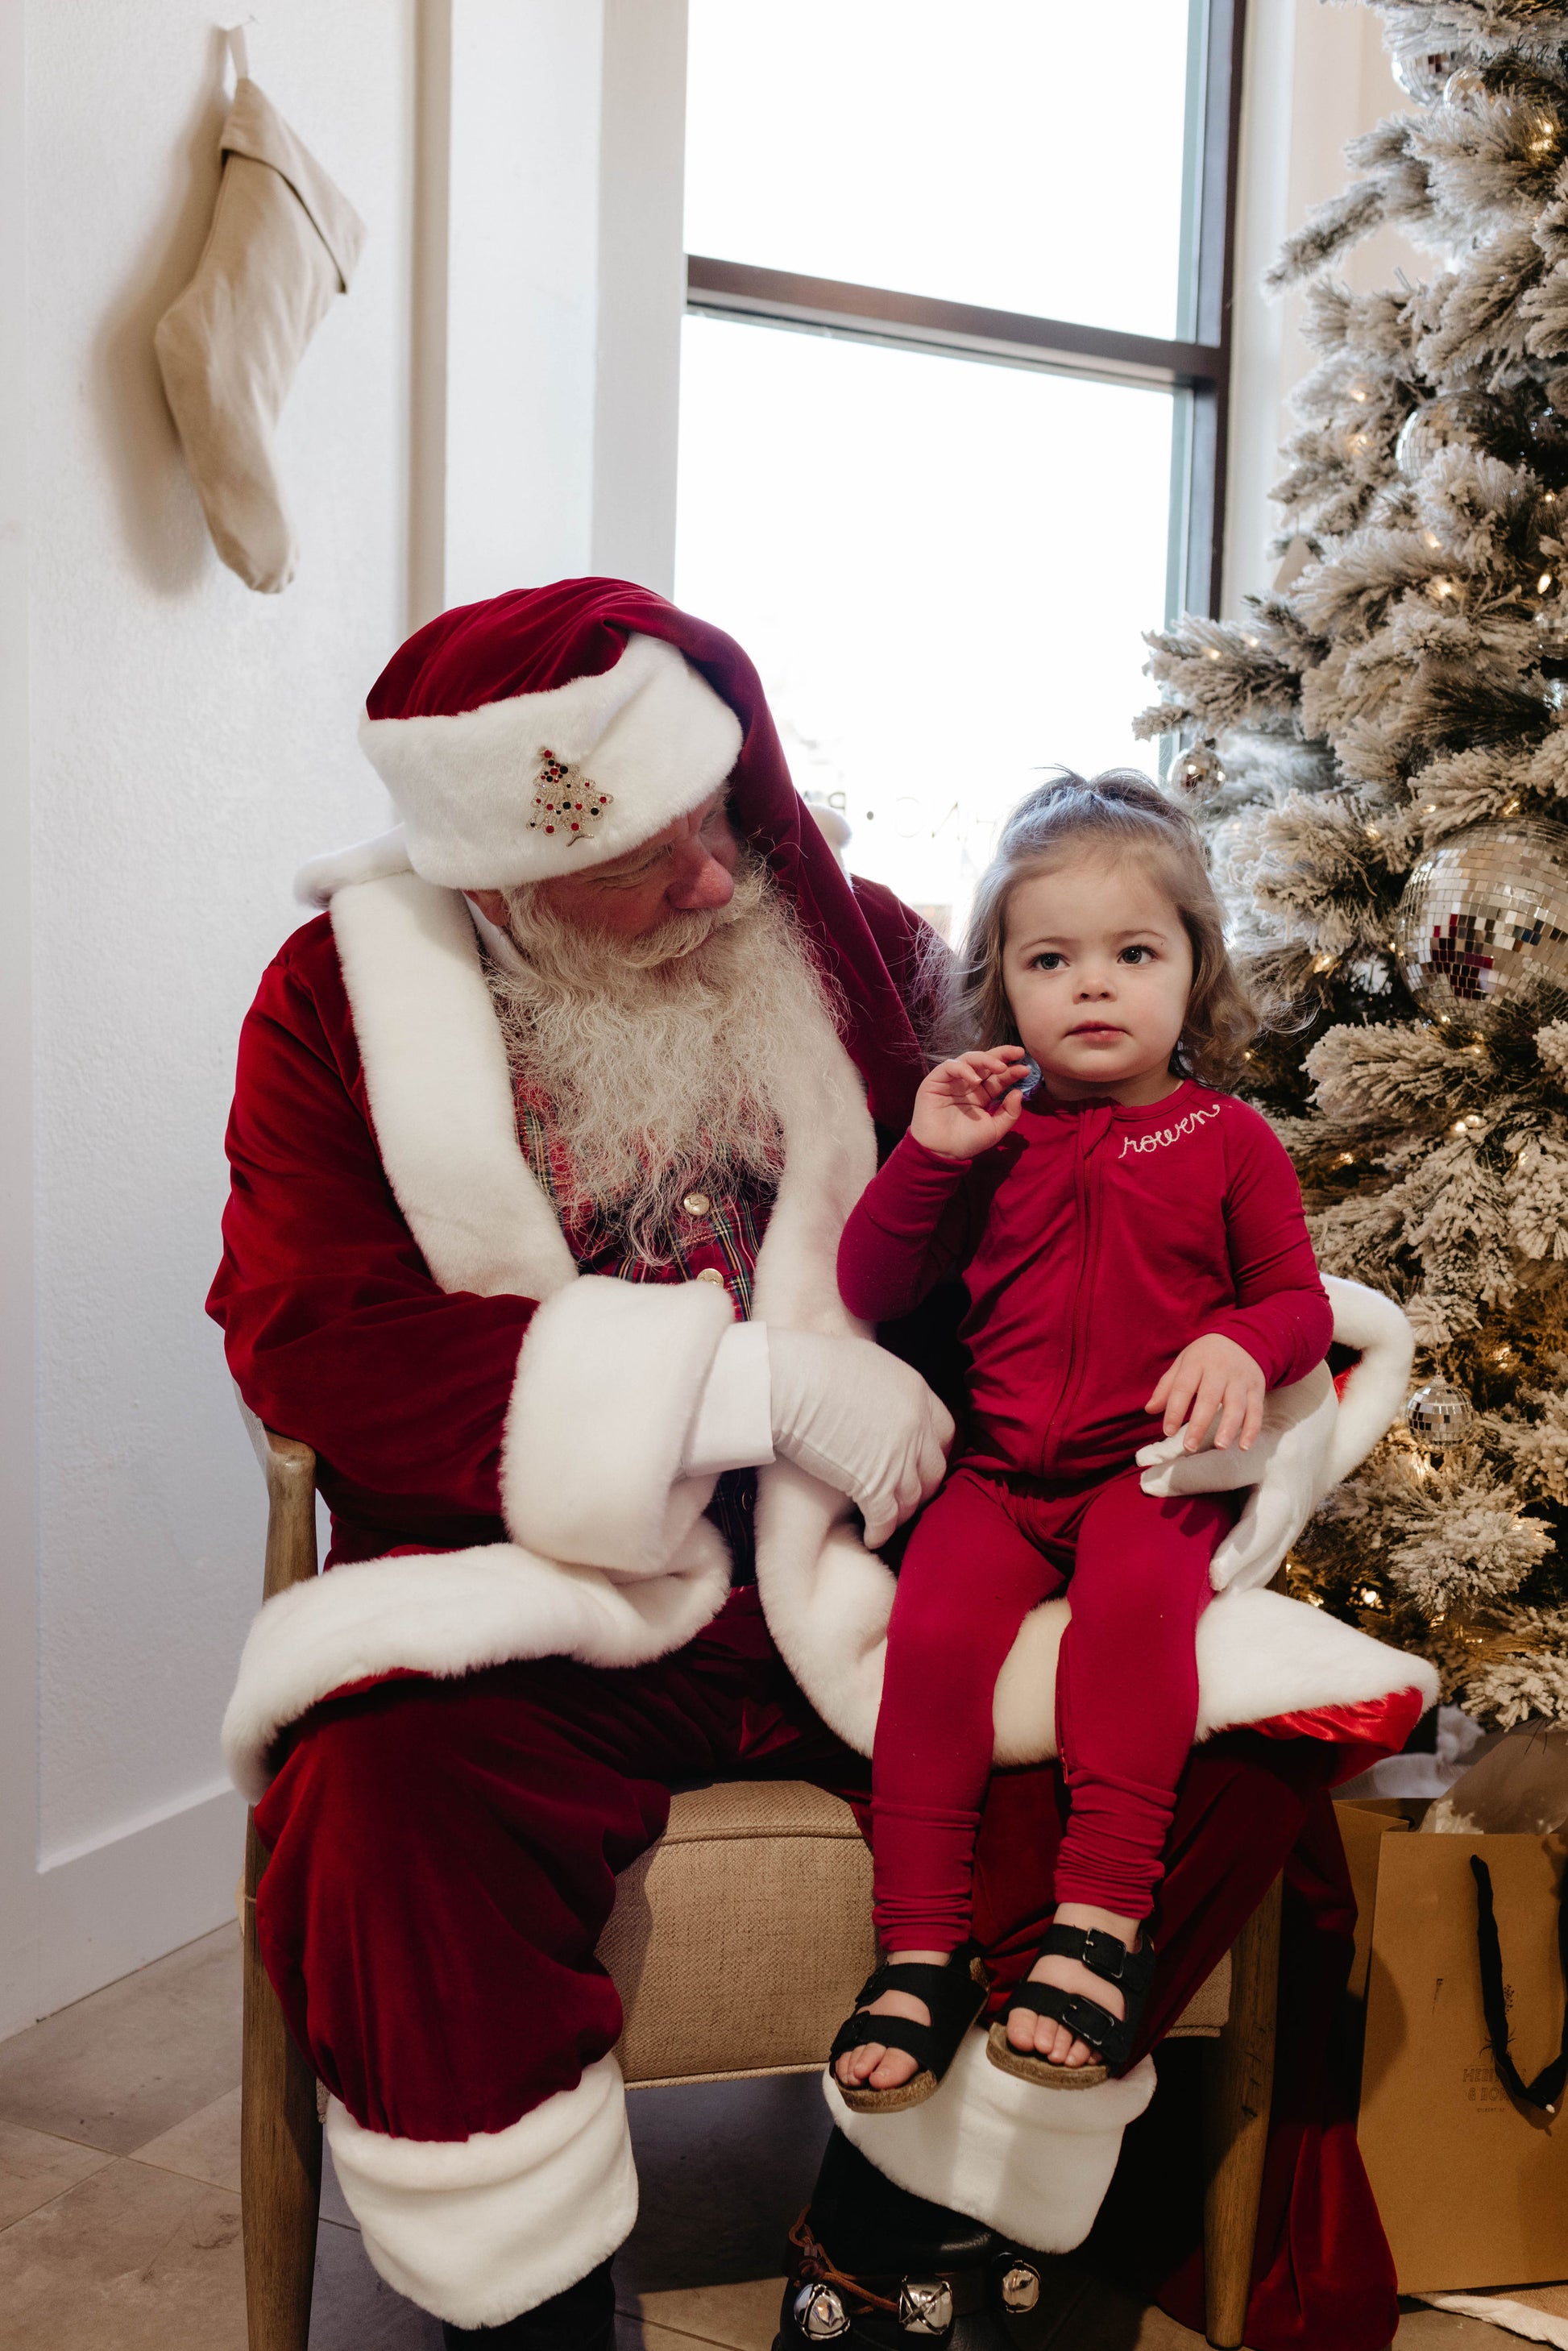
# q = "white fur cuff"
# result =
<box><xmin>824</xmin><ymin>2034</ymin><xmax>1156</xmax><ymax>2253</ymax></box>
<box><xmin>503</xmin><ymin>1275</ymin><xmax>736</xmax><ymax>1574</ymax></box>
<box><xmin>220</xmin><ymin>1532</ymin><xmax>732</xmax><ymax>1801</ymax></box>
<box><xmin>326</xmin><ymin>2057</ymin><xmax>637</xmax><ymax>2328</ymax></box>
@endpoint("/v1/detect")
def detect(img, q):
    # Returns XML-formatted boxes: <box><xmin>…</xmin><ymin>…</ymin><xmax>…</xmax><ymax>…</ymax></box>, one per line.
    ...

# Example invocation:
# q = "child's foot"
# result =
<box><xmin>1006</xmin><ymin>1903</ymin><xmax>1139</xmax><ymax>2070</ymax></box>
<box><xmin>833</xmin><ymin>1949</ymin><xmax>946</xmax><ymax>2093</ymax></box>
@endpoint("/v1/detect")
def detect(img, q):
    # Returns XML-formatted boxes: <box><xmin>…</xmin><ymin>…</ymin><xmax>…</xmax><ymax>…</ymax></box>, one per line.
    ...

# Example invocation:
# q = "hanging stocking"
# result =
<box><xmin>155</xmin><ymin>39</ymin><xmax>366</xmax><ymax>593</ymax></box>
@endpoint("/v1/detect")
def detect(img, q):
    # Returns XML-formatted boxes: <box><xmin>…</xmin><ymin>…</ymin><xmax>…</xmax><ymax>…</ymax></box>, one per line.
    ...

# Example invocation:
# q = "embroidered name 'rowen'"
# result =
<box><xmin>1118</xmin><ymin>1105</ymin><xmax>1222</xmax><ymax>1158</ymax></box>
<box><xmin>529</xmin><ymin>748</ymin><xmax>614</xmax><ymax>842</ymax></box>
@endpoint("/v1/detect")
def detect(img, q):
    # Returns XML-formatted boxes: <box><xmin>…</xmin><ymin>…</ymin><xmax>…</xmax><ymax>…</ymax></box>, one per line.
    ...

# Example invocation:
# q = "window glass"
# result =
<box><xmin>675</xmin><ymin>314</ymin><xmax>1176</xmax><ymax>937</ymax></box>
<box><xmin>684</xmin><ymin>0</ymin><xmax>1198</xmax><ymax>342</ymax></box>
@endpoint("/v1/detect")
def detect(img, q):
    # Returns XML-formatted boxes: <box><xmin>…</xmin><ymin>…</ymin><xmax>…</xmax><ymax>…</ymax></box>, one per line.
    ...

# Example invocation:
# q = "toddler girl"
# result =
<box><xmin>829</xmin><ymin>771</ymin><xmax>1330</xmax><ymax>2108</ymax></box>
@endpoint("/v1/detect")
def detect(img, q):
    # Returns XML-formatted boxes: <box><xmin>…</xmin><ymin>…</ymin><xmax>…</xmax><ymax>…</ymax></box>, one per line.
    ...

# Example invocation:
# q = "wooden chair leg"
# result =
<box><xmin>1202</xmin><ymin>1872</ymin><xmax>1282</xmax><ymax>2350</ymax></box>
<box><xmin>242</xmin><ymin>1810</ymin><xmax>322</xmax><ymax>2351</ymax></box>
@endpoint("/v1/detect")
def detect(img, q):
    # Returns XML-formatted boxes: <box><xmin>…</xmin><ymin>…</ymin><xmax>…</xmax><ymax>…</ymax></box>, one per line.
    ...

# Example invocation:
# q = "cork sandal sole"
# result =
<box><xmin>985</xmin><ymin>2021</ymin><xmax>1109</xmax><ymax>2088</ymax></box>
<box><xmin>835</xmin><ymin>2065</ymin><xmax>942</xmax><ymax>2114</ymax></box>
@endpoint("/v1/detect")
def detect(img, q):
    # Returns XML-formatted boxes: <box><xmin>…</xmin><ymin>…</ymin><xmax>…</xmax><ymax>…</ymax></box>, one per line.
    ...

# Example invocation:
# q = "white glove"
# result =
<box><xmin>767</xmin><ymin>1329</ymin><xmax>954</xmax><ymax>1549</ymax></box>
<box><xmin>1136</xmin><ymin>1362</ymin><xmax>1338</xmax><ymax>1594</ymax></box>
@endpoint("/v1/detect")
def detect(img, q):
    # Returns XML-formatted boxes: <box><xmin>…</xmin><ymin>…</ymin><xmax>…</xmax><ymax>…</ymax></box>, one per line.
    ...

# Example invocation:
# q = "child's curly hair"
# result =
<box><xmin>948</xmin><ymin>768</ymin><xmax>1259</xmax><ymax>1087</ymax></box>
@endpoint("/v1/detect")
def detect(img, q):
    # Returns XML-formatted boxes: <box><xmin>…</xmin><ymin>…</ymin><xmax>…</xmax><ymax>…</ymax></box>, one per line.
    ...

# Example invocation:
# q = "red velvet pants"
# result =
<box><xmin>251</xmin><ymin>1586</ymin><xmax>1398</xmax><ymax>2351</ymax></box>
<box><xmin>873</xmin><ymin>1466</ymin><xmax>1230</xmax><ymax>1947</ymax></box>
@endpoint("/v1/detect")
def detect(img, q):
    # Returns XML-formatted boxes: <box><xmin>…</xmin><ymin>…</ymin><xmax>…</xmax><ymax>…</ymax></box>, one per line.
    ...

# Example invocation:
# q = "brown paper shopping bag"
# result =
<box><xmin>1355</xmin><ymin>1831</ymin><xmax>1568</xmax><ymax>2295</ymax></box>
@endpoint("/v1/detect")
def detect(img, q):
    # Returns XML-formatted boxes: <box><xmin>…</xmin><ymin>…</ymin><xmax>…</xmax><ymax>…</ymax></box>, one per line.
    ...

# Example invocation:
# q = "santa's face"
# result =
<box><xmin>471</xmin><ymin>789</ymin><xmax>740</xmax><ymax>943</ymax></box>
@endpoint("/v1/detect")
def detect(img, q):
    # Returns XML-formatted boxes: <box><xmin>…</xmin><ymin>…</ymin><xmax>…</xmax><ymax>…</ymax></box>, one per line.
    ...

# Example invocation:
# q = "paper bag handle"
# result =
<box><xmin>1471</xmin><ymin>1851</ymin><xmax>1568</xmax><ymax>2117</ymax></box>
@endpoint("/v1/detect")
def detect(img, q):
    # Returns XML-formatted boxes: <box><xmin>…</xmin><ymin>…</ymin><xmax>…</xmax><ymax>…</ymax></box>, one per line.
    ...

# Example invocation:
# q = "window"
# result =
<box><xmin>675</xmin><ymin>1</ymin><xmax>1244</xmax><ymax>934</ymax></box>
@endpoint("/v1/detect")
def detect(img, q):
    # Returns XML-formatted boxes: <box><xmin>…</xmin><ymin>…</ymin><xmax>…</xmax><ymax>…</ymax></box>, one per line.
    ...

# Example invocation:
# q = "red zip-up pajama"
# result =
<box><xmin>836</xmin><ymin>1080</ymin><xmax>1332</xmax><ymax>1949</ymax></box>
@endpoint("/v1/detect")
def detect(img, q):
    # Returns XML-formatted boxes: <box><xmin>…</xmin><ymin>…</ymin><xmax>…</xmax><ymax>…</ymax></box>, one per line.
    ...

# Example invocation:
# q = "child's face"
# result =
<box><xmin>1001</xmin><ymin>850</ymin><xmax>1193</xmax><ymax>1105</ymax></box>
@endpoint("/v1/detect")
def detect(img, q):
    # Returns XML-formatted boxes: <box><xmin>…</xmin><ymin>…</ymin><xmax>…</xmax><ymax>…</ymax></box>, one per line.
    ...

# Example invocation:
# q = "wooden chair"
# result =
<box><xmin>238</xmin><ymin>1420</ymin><xmax>1280</xmax><ymax>2351</ymax></box>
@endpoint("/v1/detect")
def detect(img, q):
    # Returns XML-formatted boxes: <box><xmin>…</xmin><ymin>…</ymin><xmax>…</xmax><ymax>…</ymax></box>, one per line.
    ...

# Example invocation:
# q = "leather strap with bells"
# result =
<box><xmin>786</xmin><ymin>2215</ymin><xmax>1042</xmax><ymax>2338</ymax></box>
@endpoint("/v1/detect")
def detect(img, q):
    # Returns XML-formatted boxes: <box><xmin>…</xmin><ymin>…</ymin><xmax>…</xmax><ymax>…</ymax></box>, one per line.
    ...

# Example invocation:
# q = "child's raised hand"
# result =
<box><xmin>1147</xmin><ymin>1333</ymin><xmax>1265</xmax><ymax>1453</ymax></box>
<box><xmin>911</xmin><ymin>1048</ymin><xmax>1030</xmax><ymax>1160</ymax></box>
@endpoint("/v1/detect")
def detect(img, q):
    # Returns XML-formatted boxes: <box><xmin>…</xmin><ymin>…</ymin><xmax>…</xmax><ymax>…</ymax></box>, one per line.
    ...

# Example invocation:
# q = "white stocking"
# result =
<box><xmin>155</xmin><ymin>58</ymin><xmax>365</xmax><ymax>593</ymax></box>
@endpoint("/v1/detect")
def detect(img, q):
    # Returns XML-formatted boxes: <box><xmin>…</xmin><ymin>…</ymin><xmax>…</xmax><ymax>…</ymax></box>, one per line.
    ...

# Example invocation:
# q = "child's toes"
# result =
<box><xmin>851</xmin><ymin>2042</ymin><xmax>886</xmax><ymax>2084</ymax></box>
<box><xmin>868</xmin><ymin>2049</ymin><xmax>917</xmax><ymax>2092</ymax></box>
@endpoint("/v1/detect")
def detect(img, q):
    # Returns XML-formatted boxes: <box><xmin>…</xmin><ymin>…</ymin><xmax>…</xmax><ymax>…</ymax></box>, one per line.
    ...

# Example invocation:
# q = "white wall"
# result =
<box><xmin>1226</xmin><ymin>0</ymin><xmax>1429</xmax><ymax>613</ymax></box>
<box><xmin>0</xmin><ymin>0</ymin><xmax>686</xmax><ymax>2038</ymax></box>
<box><xmin>438</xmin><ymin>0</ymin><xmax>686</xmax><ymax>612</ymax></box>
<box><xmin>1</xmin><ymin>0</ymin><xmax>415</xmax><ymax>2030</ymax></box>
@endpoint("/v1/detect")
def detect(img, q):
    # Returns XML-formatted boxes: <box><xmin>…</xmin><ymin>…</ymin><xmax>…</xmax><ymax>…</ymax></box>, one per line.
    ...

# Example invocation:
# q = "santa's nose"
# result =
<box><xmin>667</xmin><ymin>844</ymin><xmax>735</xmax><ymax>913</ymax></box>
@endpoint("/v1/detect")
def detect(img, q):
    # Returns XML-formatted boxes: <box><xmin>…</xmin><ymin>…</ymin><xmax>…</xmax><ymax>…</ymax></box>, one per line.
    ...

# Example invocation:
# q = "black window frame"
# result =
<box><xmin>683</xmin><ymin>0</ymin><xmax>1247</xmax><ymax>623</ymax></box>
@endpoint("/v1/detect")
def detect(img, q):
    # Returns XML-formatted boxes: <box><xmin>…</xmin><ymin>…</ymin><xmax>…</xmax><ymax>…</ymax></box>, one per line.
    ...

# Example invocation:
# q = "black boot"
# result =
<box><xmin>777</xmin><ymin>2133</ymin><xmax>1046</xmax><ymax>2351</ymax></box>
<box><xmin>442</xmin><ymin>2257</ymin><xmax>616</xmax><ymax>2351</ymax></box>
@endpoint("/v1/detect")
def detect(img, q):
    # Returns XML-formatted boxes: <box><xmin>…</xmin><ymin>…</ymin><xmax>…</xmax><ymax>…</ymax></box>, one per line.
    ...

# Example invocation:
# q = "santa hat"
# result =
<box><xmin>300</xmin><ymin>578</ymin><xmax>933</xmax><ymax>1130</ymax></box>
<box><xmin>355</xmin><ymin>586</ymin><xmax>744</xmax><ymax>889</ymax></box>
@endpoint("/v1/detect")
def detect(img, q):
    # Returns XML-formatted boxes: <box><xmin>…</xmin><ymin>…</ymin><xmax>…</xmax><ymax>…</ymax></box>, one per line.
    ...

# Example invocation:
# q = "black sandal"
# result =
<box><xmin>985</xmin><ymin>1922</ymin><xmax>1155</xmax><ymax>2088</ymax></box>
<box><xmin>830</xmin><ymin>1943</ymin><xmax>989</xmax><ymax>2114</ymax></box>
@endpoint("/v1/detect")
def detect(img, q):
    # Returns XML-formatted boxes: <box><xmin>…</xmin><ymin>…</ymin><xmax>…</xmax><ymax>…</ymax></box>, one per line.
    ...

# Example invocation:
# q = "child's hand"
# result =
<box><xmin>1147</xmin><ymin>1334</ymin><xmax>1265</xmax><ymax>1453</ymax></box>
<box><xmin>911</xmin><ymin>1048</ymin><xmax>1030</xmax><ymax>1160</ymax></box>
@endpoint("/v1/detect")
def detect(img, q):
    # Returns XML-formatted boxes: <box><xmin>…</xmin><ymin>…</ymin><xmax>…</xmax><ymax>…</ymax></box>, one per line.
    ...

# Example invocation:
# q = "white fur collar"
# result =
<box><xmin>326</xmin><ymin>872</ymin><xmax>876</xmax><ymax>1324</ymax></box>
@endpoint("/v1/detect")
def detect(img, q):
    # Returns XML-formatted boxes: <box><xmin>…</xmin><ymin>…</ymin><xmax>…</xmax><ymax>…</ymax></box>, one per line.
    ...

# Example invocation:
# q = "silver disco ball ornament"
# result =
<box><xmin>1443</xmin><ymin>65</ymin><xmax>1486</xmax><ymax>106</ymax></box>
<box><xmin>1176</xmin><ymin>739</ymin><xmax>1226</xmax><ymax>795</ymax></box>
<box><xmin>1394</xmin><ymin>819</ymin><xmax>1568</xmax><ymax>1028</ymax></box>
<box><xmin>1395</xmin><ymin>397</ymin><xmax>1478</xmax><ymax>481</ymax></box>
<box><xmin>1405</xmin><ymin>1379</ymin><xmax>1475</xmax><ymax>1451</ymax></box>
<box><xmin>1392</xmin><ymin>48</ymin><xmax>1455</xmax><ymax>102</ymax></box>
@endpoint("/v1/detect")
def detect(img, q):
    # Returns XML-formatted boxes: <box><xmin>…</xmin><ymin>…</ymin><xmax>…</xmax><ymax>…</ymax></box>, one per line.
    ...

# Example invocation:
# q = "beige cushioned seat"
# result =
<box><xmin>596</xmin><ymin>1781</ymin><xmax>1229</xmax><ymax>2087</ymax></box>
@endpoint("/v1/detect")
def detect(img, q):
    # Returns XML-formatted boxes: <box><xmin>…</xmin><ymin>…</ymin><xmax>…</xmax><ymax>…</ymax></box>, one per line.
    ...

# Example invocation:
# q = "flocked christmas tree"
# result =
<box><xmin>1140</xmin><ymin>0</ymin><xmax>1568</xmax><ymax>1727</ymax></box>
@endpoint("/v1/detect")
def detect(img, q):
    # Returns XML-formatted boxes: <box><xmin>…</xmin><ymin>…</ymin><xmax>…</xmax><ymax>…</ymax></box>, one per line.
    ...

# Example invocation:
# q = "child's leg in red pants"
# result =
<box><xmin>1047</xmin><ymin>1468</ymin><xmax>1230</xmax><ymax>1922</ymax></box>
<box><xmin>871</xmin><ymin>1467</ymin><xmax>1064</xmax><ymax>1951</ymax></box>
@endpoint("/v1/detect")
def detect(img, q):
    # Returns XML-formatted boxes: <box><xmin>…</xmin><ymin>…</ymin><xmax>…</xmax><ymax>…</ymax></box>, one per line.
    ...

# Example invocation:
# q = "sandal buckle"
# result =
<box><xmin>898</xmin><ymin>2279</ymin><xmax>953</xmax><ymax>2336</ymax></box>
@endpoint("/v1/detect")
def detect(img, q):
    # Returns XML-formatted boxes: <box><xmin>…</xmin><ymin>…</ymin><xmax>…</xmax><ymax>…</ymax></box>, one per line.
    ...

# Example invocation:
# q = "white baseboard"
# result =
<box><xmin>28</xmin><ymin>1780</ymin><xmax>247</xmax><ymax>2022</ymax></box>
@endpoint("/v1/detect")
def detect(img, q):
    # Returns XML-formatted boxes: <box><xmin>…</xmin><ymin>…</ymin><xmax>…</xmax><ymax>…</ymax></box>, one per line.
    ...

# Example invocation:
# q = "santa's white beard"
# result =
<box><xmin>486</xmin><ymin>854</ymin><xmax>842</xmax><ymax>1262</ymax></box>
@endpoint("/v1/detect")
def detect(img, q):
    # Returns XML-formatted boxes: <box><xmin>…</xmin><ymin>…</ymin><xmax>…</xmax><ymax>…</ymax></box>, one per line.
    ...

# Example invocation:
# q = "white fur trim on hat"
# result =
<box><xmin>295</xmin><ymin>825</ymin><xmax>413</xmax><ymax>907</ymax></box>
<box><xmin>357</xmin><ymin>632</ymin><xmax>744</xmax><ymax>889</ymax></box>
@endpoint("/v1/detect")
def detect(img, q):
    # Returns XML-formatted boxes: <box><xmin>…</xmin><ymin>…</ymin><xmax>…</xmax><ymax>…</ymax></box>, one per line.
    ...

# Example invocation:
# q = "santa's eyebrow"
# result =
<box><xmin>587</xmin><ymin>794</ymin><xmax>732</xmax><ymax>887</ymax></box>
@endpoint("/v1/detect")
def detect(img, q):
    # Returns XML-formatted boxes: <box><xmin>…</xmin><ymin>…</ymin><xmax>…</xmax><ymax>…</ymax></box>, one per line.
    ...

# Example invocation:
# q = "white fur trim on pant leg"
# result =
<box><xmin>325</xmin><ymin>2057</ymin><xmax>637</xmax><ymax>2329</ymax></box>
<box><xmin>503</xmin><ymin>1275</ymin><xmax>735</xmax><ymax>1574</ymax></box>
<box><xmin>822</xmin><ymin>2034</ymin><xmax>1156</xmax><ymax>2254</ymax></box>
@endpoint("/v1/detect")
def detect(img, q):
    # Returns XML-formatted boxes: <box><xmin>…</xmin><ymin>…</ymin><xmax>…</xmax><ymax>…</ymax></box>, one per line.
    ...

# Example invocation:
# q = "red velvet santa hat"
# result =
<box><xmin>356</xmin><ymin>587</ymin><xmax>743</xmax><ymax>887</ymax></box>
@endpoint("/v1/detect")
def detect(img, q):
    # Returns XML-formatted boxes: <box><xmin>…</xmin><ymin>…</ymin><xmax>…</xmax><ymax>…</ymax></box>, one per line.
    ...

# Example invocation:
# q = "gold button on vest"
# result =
<box><xmin>682</xmin><ymin>1191</ymin><xmax>711</xmax><ymax>1217</ymax></box>
<box><xmin>695</xmin><ymin>1266</ymin><xmax>727</xmax><ymax>1287</ymax></box>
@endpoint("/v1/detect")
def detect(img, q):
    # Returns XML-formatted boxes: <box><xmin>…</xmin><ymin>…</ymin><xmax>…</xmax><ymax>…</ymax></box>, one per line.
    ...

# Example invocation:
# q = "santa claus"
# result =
<box><xmin>210</xmin><ymin>578</ymin><xmax>1433</xmax><ymax>2351</ymax></box>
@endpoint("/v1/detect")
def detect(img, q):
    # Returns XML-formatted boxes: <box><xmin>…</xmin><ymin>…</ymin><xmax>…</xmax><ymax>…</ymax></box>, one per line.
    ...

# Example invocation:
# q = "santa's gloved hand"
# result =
<box><xmin>768</xmin><ymin>1330</ymin><xmax>954</xmax><ymax>1549</ymax></box>
<box><xmin>1137</xmin><ymin>1362</ymin><xmax>1338</xmax><ymax>1594</ymax></box>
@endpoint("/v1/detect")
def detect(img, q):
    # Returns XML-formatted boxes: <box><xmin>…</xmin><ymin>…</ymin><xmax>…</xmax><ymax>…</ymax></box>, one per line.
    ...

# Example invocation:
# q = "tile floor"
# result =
<box><xmin>0</xmin><ymin>1924</ymin><xmax>1514</xmax><ymax>2349</ymax></box>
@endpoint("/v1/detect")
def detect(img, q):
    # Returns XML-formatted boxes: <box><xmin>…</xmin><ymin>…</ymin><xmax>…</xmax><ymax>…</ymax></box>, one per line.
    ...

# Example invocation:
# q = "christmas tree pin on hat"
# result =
<box><xmin>154</xmin><ymin>25</ymin><xmax>367</xmax><ymax>593</ymax></box>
